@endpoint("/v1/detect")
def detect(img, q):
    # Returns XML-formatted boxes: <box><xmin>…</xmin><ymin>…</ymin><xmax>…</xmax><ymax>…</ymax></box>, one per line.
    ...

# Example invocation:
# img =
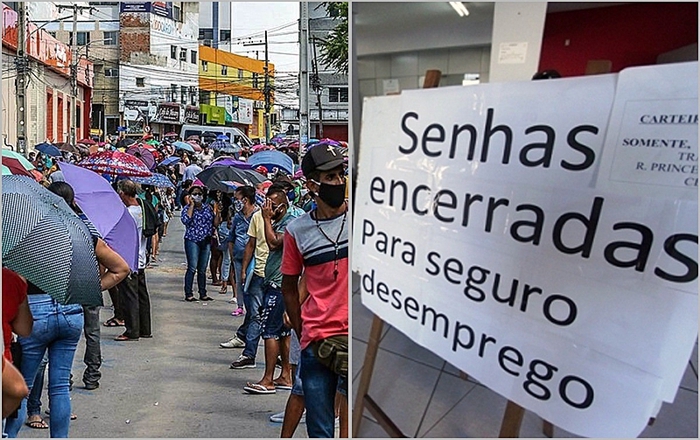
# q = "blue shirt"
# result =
<box><xmin>181</xmin><ymin>203</ymin><xmax>214</xmax><ymax>242</ymax></box>
<box><xmin>228</xmin><ymin>208</ymin><xmax>258</xmax><ymax>259</ymax></box>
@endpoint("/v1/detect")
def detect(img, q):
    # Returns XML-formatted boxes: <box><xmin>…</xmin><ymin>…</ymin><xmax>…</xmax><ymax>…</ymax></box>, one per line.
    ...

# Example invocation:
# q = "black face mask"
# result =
<box><xmin>315</xmin><ymin>180</ymin><xmax>346</xmax><ymax>208</ymax></box>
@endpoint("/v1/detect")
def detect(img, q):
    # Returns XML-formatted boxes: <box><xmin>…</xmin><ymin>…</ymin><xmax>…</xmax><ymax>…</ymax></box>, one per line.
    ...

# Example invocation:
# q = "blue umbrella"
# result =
<box><xmin>131</xmin><ymin>172</ymin><xmax>175</xmax><ymax>188</ymax></box>
<box><xmin>173</xmin><ymin>141</ymin><xmax>195</xmax><ymax>153</ymax></box>
<box><xmin>209</xmin><ymin>140</ymin><xmax>241</xmax><ymax>155</ymax></box>
<box><xmin>248</xmin><ymin>150</ymin><xmax>294</xmax><ymax>175</ymax></box>
<box><xmin>158</xmin><ymin>156</ymin><xmax>181</xmax><ymax>167</ymax></box>
<box><xmin>216</xmin><ymin>134</ymin><xmax>229</xmax><ymax>141</ymax></box>
<box><xmin>35</xmin><ymin>142</ymin><xmax>62</xmax><ymax>157</ymax></box>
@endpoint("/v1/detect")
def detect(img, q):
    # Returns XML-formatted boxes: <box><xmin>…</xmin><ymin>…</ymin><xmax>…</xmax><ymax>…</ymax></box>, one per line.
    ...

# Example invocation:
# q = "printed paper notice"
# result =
<box><xmin>498</xmin><ymin>42</ymin><xmax>527</xmax><ymax>64</ymax></box>
<box><xmin>597</xmin><ymin>62</ymin><xmax>698</xmax><ymax>200</ymax></box>
<box><xmin>383</xmin><ymin>79</ymin><xmax>400</xmax><ymax>95</ymax></box>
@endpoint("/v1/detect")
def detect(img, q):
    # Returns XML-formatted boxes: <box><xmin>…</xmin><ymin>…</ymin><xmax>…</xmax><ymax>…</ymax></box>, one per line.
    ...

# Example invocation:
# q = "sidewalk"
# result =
<box><xmin>352</xmin><ymin>272</ymin><xmax>698</xmax><ymax>438</ymax></box>
<box><xmin>18</xmin><ymin>218</ymin><xmax>307</xmax><ymax>438</ymax></box>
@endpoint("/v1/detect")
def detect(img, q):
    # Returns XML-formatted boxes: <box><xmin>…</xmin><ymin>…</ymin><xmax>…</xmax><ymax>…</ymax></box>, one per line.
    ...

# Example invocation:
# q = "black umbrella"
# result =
<box><xmin>196</xmin><ymin>166</ymin><xmax>268</xmax><ymax>193</ymax></box>
<box><xmin>116</xmin><ymin>138</ymin><xmax>137</xmax><ymax>149</ymax></box>
<box><xmin>2</xmin><ymin>175</ymin><xmax>103</xmax><ymax>306</ymax></box>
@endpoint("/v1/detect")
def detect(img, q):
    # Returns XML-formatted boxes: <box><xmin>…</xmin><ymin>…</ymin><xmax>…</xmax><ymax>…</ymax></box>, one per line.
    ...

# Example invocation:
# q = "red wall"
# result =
<box><xmin>539</xmin><ymin>2</ymin><xmax>698</xmax><ymax>76</ymax></box>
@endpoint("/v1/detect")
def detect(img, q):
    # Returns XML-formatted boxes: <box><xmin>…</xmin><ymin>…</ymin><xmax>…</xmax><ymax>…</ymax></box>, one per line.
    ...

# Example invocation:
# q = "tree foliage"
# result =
<box><xmin>314</xmin><ymin>2</ymin><xmax>348</xmax><ymax>75</ymax></box>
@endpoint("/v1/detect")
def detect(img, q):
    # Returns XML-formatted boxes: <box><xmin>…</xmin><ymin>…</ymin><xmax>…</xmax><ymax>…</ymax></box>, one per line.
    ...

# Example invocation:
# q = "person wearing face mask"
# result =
<box><xmin>219</xmin><ymin>186</ymin><xmax>259</xmax><ymax>349</ymax></box>
<box><xmin>181</xmin><ymin>185</ymin><xmax>215</xmax><ymax>302</ymax></box>
<box><xmin>281</xmin><ymin>142</ymin><xmax>349</xmax><ymax>437</ymax></box>
<box><xmin>242</xmin><ymin>185</ymin><xmax>301</xmax><ymax>394</ymax></box>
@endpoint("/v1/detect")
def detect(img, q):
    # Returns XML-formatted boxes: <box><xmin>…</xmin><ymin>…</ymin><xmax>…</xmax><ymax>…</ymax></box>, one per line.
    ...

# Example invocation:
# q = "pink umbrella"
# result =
<box><xmin>77</xmin><ymin>150</ymin><xmax>152</xmax><ymax>177</ymax></box>
<box><xmin>187</xmin><ymin>140</ymin><xmax>203</xmax><ymax>152</ymax></box>
<box><xmin>78</xmin><ymin>138</ymin><xmax>97</xmax><ymax>145</ymax></box>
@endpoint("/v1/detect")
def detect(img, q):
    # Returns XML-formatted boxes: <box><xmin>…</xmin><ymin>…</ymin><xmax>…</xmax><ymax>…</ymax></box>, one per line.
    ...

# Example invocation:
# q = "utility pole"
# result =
<box><xmin>299</xmin><ymin>2</ymin><xmax>310</xmax><ymax>156</ymax></box>
<box><xmin>57</xmin><ymin>3</ymin><xmax>93</xmax><ymax>146</ymax></box>
<box><xmin>263</xmin><ymin>31</ymin><xmax>271</xmax><ymax>142</ymax></box>
<box><xmin>15</xmin><ymin>4</ymin><xmax>28</xmax><ymax>155</ymax></box>
<box><xmin>310</xmin><ymin>36</ymin><xmax>323</xmax><ymax>139</ymax></box>
<box><xmin>244</xmin><ymin>31</ymin><xmax>273</xmax><ymax>142</ymax></box>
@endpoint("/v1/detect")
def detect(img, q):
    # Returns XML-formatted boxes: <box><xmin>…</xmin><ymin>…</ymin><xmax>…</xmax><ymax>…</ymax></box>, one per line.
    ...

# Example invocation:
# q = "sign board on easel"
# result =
<box><xmin>352</xmin><ymin>62</ymin><xmax>698</xmax><ymax>438</ymax></box>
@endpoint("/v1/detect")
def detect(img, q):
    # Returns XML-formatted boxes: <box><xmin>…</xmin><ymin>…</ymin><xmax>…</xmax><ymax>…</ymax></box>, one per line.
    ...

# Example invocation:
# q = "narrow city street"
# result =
<box><xmin>17</xmin><ymin>216</ymin><xmax>306</xmax><ymax>438</ymax></box>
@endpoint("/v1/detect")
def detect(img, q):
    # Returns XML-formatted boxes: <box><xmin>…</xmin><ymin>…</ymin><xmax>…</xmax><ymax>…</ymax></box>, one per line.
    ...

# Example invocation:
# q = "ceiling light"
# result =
<box><xmin>450</xmin><ymin>2</ymin><xmax>470</xmax><ymax>17</ymax></box>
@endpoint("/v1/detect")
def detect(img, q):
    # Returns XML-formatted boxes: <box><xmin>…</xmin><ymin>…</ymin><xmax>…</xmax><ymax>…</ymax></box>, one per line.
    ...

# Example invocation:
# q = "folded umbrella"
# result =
<box><xmin>77</xmin><ymin>150</ymin><xmax>152</xmax><ymax>178</ymax></box>
<box><xmin>131</xmin><ymin>172</ymin><xmax>175</xmax><ymax>188</ymax></box>
<box><xmin>58</xmin><ymin>162</ymin><xmax>140</xmax><ymax>272</ymax></box>
<box><xmin>196</xmin><ymin>166</ymin><xmax>267</xmax><ymax>193</ymax></box>
<box><xmin>2</xmin><ymin>175</ymin><xmax>103</xmax><ymax>306</ymax></box>
<box><xmin>248</xmin><ymin>150</ymin><xmax>294</xmax><ymax>175</ymax></box>
<box><xmin>35</xmin><ymin>142</ymin><xmax>62</xmax><ymax>157</ymax></box>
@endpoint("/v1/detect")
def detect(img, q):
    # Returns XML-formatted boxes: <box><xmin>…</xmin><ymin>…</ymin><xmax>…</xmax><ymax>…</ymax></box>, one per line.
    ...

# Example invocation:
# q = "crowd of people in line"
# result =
<box><xmin>3</xmin><ymin>132</ymin><xmax>349</xmax><ymax>438</ymax></box>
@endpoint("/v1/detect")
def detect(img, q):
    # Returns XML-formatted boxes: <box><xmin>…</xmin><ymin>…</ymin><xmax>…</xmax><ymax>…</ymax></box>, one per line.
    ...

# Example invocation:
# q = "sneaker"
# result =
<box><xmin>220</xmin><ymin>335</ymin><xmax>246</xmax><ymax>349</ymax></box>
<box><xmin>228</xmin><ymin>297</ymin><xmax>238</xmax><ymax>304</ymax></box>
<box><xmin>230</xmin><ymin>355</ymin><xmax>256</xmax><ymax>369</ymax></box>
<box><xmin>269</xmin><ymin>410</ymin><xmax>306</xmax><ymax>424</ymax></box>
<box><xmin>231</xmin><ymin>307</ymin><xmax>245</xmax><ymax>316</ymax></box>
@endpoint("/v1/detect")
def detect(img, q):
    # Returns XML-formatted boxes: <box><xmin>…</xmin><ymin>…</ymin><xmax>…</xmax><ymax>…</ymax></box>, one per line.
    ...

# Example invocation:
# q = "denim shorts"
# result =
<box><xmin>260</xmin><ymin>284</ymin><xmax>290</xmax><ymax>339</ymax></box>
<box><xmin>291</xmin><ymin>360</ymin><xmax>304</xmax><ymax>396</ymax></box>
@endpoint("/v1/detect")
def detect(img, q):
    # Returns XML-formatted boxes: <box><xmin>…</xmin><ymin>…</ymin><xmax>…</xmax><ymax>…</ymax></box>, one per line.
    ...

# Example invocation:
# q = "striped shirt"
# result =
<box><xmin>282</xmin><ymin>209</ymin><xmax>348</xmax><ymax>349</ymax></box>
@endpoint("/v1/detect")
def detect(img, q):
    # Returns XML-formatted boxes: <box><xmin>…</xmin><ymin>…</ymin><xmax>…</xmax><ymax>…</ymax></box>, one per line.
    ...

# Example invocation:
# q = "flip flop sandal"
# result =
<box><xmin>243</xmin><ymin>383</ymin><xmax>276</xmax><ymax>394</ymax></box>
<box><xmin>102</xmin><ymin>318</ymin><xmax>123</xmax><ymax>327</ymax></box>
<box><xmin>273</xmin><ymin>382</ymin><xmax>293</xmax><ymax>390</ymax></box>
<box><xmin>25</xmin><ymin>417</ymin><xmax>48</xmax><ymax>429</ymax></box>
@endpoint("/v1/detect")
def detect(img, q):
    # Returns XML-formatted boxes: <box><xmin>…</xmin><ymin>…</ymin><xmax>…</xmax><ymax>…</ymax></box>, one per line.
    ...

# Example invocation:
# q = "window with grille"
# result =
<box><xmin>221</xmin><ymin>65</ymin><xmax>228</xmax><ymax>76</ymax></box>
<box><xmin>181</xmin><ymin>86</ymin><xmax>187</xmax><ymax>104</ymax></box>
<box><xmin>179</xmin><ymin>48</ymin><xmax>187</xmax><ymax>62</ymax></box>
<box><xmin>328</xmin><ymin>87</ymin><xmax>348</xmax><ymax>103</ymax></box>
<box><xmin>103</xmin><ymin>31</ymin><xmax>117</xmax><ymax>46</ymax></box>
<box><xmin>69</xmin><ymin>31</ymin><xmax>90</xmax><ymax>46</ymax></box>
<box><xmin>104</xmin><ymin>68</ymin><xmax>118</xmax><ymax>77</ymax></box>
<box><xmin>171</xmin><ymin>45</ymin><xmax>177</xmax><ymax>59</ymax></box>
<box><xmin>190</xmin><ymin>50</ymin><xmax>197</xmax><ymax>64</ymax></box>
<box><xmin>201</xmin><ymin>60</ymin><xmax>208</xmax><ymax>72</ymax></box>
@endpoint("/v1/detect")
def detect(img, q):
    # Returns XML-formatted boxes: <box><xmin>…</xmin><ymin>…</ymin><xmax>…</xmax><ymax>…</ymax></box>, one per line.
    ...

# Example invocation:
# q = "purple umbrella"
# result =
<box><xmin>125</xmin><ymin>145</ymin><xmax>156</xmax><ymax>170</ymax></box>
<box><xmin>58</xmin><ymin>162</ymin><xmax>140</xmax><ymax>272</ymax></box>
<box><xmin>209</xmin><ymin>156</ymin><xmax>253</xmax><ymax>169</ymax></box>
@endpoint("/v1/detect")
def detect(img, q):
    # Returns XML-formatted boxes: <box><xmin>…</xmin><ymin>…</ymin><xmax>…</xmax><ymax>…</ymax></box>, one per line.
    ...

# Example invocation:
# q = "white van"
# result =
<box><xmin>179</xmin><ymin>125</ymin><xmax>253</xmax><ymax>147</ymax></box>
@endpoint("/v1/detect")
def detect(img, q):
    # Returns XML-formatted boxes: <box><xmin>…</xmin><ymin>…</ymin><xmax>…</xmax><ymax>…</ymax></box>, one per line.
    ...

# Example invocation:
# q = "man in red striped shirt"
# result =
<box><xmin>282</xmin><ymin>143</ymin><xmax>348</xmax><ymax>438</ymax></box>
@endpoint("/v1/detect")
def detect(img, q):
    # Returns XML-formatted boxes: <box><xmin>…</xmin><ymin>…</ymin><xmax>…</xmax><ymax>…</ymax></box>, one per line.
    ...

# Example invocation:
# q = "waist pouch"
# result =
<box><xmin>312</xmin><ymin>335</ymin><xmax>348</xmax><ymax>378</ymax></box>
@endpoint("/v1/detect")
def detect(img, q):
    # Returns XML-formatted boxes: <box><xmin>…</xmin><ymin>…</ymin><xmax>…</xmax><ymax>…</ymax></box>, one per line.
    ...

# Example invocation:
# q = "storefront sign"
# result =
<box><xmin>184</xmin><ymin>107</ymin><xmax>199</xmax><ymax>124</ymax></box>
<box><xmin>353</xmin><ymin>63</ymin><xmax>698</xmax><ymax>438</ymax></box>
<box><xmin>154</xmin><ymin>104</ymin><xmax>181</xmax><ymax>123</ymax></box>
<box><xmin>125</xmin><ymin>100</ymin><xmax>149</xmax><ymax>108</ymax></box>
<box><xmin>119</xmin><ymin>2</ymin><xmax>172</xmax><ymax>18</ymax></box>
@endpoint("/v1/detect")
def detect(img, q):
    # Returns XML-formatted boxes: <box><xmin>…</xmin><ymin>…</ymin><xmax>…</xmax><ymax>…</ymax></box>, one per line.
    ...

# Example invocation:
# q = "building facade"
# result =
<box><xmin>198</xmin><ymin>45</ymin><xmax>272</xmax><ymax>139</ymax></box>
<box><xmin>308</xmin><ymin>1</ymin><xmax>348</xmax><ymax>141</ymax></box>
<box><xmin>2</xmin><ymin>2</ymin><xmax>94</xmax><ymax>151</ymax></box>
<box><xmin>31</xmin><ymin>2</ymin><xmax>121</xmax><ymax>141</ymax></box>
<box><xmin>119</xmin><ymin>1</ymin><xmax>199</xmax><ymax>139</ymax></box>
<box><xmin>198</xmin><ymin>1</ymin><xmax>232</xmax><ymax>51</ymax></box>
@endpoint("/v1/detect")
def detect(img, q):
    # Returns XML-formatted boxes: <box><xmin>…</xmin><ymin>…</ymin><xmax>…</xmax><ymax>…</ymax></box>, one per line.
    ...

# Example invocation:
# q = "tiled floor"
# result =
<box><xmin>351</xmin><ymin>273</ymin><xmax>699</xmax><ymax>438</ymax></box>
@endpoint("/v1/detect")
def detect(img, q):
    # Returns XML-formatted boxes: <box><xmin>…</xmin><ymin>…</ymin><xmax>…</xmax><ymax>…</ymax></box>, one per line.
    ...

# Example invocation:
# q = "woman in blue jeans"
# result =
<box><xmin>4</xmin><ymin>295</ymin><xmax>83</xmax><ymax>438</ymax></box>
<box><xmin>181</xmin><ymin>185</ymin><xmax>215</xmax><ymax>301</ymax></box>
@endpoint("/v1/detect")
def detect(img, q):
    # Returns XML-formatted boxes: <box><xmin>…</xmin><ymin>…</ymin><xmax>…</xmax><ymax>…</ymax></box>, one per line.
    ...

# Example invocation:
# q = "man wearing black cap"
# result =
<box><xmin>281</xmin><ymin>142</ymin><xmax>348</xmax><ymax>437</ymax></box>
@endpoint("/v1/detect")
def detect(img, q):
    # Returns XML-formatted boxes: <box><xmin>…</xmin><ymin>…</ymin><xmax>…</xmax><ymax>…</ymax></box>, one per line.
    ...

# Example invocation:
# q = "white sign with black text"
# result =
<box><xmin>353</xmin><ymin>63</ymin><xmax>698</xmax><ymax>438</ymax></box>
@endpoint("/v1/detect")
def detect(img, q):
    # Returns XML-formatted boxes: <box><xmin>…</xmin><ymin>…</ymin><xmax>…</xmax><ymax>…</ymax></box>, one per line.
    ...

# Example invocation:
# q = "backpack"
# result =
<box><xmin>138</xmin><ymin>198</ymin><xmax>161</xmax><ymax>238</ymax></box>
